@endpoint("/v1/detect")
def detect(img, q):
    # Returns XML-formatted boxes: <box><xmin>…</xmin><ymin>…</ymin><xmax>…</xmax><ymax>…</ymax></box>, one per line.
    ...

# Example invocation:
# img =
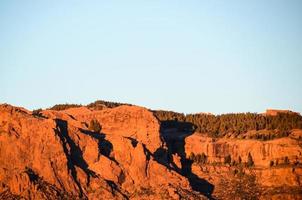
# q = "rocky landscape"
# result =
<box><xmin>0</xmin><ymin>101</ymin><xmax>301</xmax><ymax>199</ymax></box>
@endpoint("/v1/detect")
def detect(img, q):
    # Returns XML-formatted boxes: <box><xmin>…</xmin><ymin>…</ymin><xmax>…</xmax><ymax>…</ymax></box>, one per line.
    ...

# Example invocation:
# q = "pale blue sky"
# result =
<box><xmin>0</xmin><ymin>1</ymin><xmax>301</xmax><ymax>114</ymax></box>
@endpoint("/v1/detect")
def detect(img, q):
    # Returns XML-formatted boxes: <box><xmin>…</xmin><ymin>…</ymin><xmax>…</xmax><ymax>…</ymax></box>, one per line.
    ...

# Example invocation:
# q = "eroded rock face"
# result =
<box><xmin>62</xmin><ymin>105</ymin><xmax>163</xmax><ymax>153</ymax></box>
<box><xmin>3</xmin><ymin>103</ymin><xmax>301</xmax><ymax>199</ymax></box>
<box><xmin>185</xmin><ymin>133</ymin><xmax>302</xmax><ymax>167</ymax></box>
<box><xmin>265</xmin><ymin>109</ymin><xmax>299</xmax><ymax>116</ymax></box>
<box><xmin>185</xmin><ymin>133</ymin><xmax>302</xmax><ymax>199</ymax></box>
<box><xmin>0</xmin><ymin>104</ymin><xmax>205</xmax><ymax>200</ymax></box>
<box><xmin>0</xmin><ymin>104</ymin><xmax>121</xmax><ymax>199</ymax></box>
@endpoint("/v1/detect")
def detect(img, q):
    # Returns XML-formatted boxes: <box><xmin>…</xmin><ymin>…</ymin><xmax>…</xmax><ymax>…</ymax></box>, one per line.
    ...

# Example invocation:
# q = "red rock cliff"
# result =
<box><xmin>0</xmin><ymin>104</ymin><xmax>205</xmax><ymax>200</ymax></box>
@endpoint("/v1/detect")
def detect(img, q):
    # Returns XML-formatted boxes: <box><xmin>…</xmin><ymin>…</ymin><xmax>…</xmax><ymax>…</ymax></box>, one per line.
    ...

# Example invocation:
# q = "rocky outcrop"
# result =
<box><xmin>265</xmin><ymin>109</ymin><xmax>300</xmax><ymax>116</ymax></box>
<box><xmin>60</xmin><ymin>105</ymin><xmax>163</xmax><ymax>153</ymax></box>
<box><xmin>185</xmin><ymin>133</ymin><xmax>302</xmax><ymax>167</ymax></box>
<box><xmin>0</xmin><ymin>104</ymin><xmax>205</xmax><ymax>200</ymax></box>
<box><xmin>2</xmin><ymin>103</ymin><xmax>302</xmax><ymax>199</ymax></box>
<box><xmin>0</xmin><ymin>104</ymin><xmax>121</xmax><ymax>199</ymax></box>
<box><xmin>185</xmin><ymin>132</ymin><xmax>302</xmax><ymax>199</ymax></box>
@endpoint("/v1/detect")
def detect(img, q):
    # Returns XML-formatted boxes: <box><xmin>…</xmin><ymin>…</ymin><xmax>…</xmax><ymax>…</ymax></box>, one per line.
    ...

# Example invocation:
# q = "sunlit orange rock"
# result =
<box><xmin>0</xmin><ymin>104</ymin><xmax>204</xmax><ymax>199</ymax></box>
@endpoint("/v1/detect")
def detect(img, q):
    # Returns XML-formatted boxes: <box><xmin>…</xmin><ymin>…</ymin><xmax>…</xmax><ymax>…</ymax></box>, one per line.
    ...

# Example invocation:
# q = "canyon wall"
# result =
<box><xmin>1</xmin><ymin>103</ymin><xmax>302</xmax><ymax>199</ymax></box>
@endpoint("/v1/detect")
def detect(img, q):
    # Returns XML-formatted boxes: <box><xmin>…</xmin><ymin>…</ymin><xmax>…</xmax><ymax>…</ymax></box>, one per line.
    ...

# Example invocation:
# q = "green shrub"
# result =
<box><xmin>189</xmin><ymin>152</ymin><xmax>207</xmax><ymax>164</ymax></box>
<box><xmin>49</xmin><ymin>104</ymin><xmax>82</xmax><ymax>111</ymax></box>
<box><xmin>238</xmin><ymin>156</ymin><xmax>242</xmax><ymax>164</ymax></box>
<box><xmin>284</xmin><ymin>156</ymin><xmax>290</xmax><ymax>165</ymax></box>
<box><xmin>199</xmin><ymin>152</ymin><xmax>207</xmax><ymax>164</ymax></box>
<box><xmin>224</xmin><ymin>155</ymin><xmax>232</xmax><ymax>165</ymax></box>
<box><xmin>247</xmin><ymin>153</ymin><xmax>254</xmax><ymax>167</ymax></box>
<box><xmin>32</xmin><ymin>109</ymin><xmax>43</xmax><ymax>117</ymax></box>
<box><xmin>153</xmin><ymin>110</ymin><xmax>302</xmax><ymax>139</ymax></box>
<box><xmin>87</xmin><ymin>100</ymin><xmax>131</xmax><ymax>110</ymax></box>
<box><xmin>188</xmin><ymin>152</ymin><xmax>195</xmax><ymax>161</ymax></box>
<box><xmin>89</xmin><ymin>119</ymin><xmax>102</xmax><ymax>133</ymax></box>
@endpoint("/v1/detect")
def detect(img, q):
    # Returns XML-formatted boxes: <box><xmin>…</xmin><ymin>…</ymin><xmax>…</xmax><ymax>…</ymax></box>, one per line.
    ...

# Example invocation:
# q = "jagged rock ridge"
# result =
<box><xmin>0</xmin><ymin>104</ymin><xmax>206</xmax><ymax>200</ymax></box>
<box><xmin>1</xmin><ymin>103</ymin><xmax>302</xmax><ymax>199</ymax></box>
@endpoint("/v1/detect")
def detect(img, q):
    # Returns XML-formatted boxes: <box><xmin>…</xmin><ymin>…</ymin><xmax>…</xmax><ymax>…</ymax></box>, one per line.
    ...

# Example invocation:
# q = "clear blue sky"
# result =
<box><xmin>1</xmin><ymin>1</ymin><xmax>301</xmax><ymax>114</ymax></box>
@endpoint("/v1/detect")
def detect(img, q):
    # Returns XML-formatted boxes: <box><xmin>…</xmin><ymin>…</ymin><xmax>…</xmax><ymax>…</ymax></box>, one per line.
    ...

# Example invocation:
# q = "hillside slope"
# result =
<box><xmin>0</xmin><ymin>104</ymin><xmax>205</xmax><ymax>199</ymax></box>
<box><xmin>0</xmin><ymin>102</ymin><xmax>302</xmax><ymax>199</ymax></box>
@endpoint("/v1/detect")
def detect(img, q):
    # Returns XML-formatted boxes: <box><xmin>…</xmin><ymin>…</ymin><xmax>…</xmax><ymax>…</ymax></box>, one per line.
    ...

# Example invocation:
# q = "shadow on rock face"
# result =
<box><xmin>155</xmin><ymin>120</ymin><xmax>215</xmax><ymax>199</ymax></box>
<box><xmin>56</xmin><ymin>120</ymin><xmax>132</xmax><ymax>199</ymax></box>
<box><xmin>79</xmin><ymin>129</ymin><xmax>116</xmax><ymax>162</ymax></box>
<box><xmin>54</xmin><ymin>119</ymin><xmax>96</xmax><ymax>198</ymax></box>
